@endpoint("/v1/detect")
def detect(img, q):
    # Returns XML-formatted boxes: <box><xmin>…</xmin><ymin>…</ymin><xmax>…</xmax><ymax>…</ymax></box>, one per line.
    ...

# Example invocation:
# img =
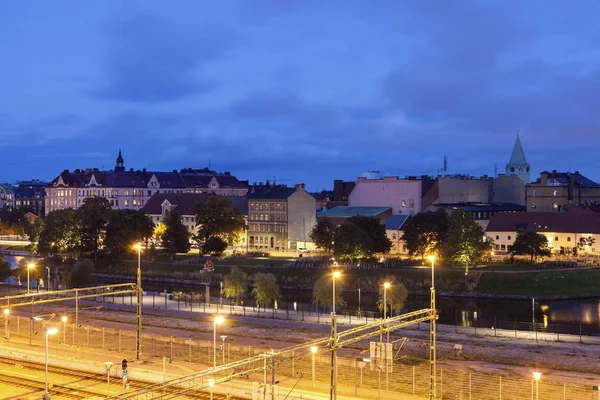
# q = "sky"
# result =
<box><xmin>1</xmin><ymin>1</ymin><xmax>600</xmax><ymax>191</ymax></box>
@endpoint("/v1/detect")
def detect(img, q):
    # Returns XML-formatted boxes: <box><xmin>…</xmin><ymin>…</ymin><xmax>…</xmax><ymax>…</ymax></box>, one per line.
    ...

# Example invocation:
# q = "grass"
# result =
<box><xmin>476</xmin><ymin>269</ymin><xmax>600</xmax><ymax>297</ymax></box>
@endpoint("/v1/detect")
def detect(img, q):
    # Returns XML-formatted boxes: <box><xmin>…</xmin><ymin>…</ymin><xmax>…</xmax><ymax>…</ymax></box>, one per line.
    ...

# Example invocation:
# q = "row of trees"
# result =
<box><xmin>31</xmin><ymin>195</ymin><xmax>246</xmax><ymax>258</ymax></box>
<box><xmin>222</xmin><ymin>267</ymin><xmax>408</xmax><ymax>314</ymax></box>
<box><xmin>310</xmin><ymin>216</ymin><xmax>391</xmax><ymax>259</ymax></box>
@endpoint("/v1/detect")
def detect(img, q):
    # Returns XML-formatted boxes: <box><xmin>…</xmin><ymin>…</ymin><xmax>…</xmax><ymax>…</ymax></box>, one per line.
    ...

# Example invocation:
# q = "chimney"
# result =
<box><xmin>295</xmin><ymin>183</ymin><xmax>306</xmax><ymax>191</ymax></box>
<box><xmin>130</xmin><ymin>168</ymin><xmax>134</xmax><ymax>172</ymax></box>
<box><xmin>142</xmin><ymin>168</ymin><xmax>146</xmax><ymax>173</ymax></box>
<box><xmin>63</xmin><ymin>169</ymin><xmax>69</xmax><ymax>173</ymax></box>
<box><xmin>225</xmin><ymin>171</ymin><xmax>231</xmax><ymax>176</ymax></box>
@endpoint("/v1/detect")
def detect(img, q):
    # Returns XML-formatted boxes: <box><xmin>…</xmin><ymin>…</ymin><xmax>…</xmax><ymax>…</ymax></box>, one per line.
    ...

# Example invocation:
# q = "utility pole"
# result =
<box><xmin>136</xmin><ymin>243</ymin><xmax>142</xmax><ymax>360</ymax></box>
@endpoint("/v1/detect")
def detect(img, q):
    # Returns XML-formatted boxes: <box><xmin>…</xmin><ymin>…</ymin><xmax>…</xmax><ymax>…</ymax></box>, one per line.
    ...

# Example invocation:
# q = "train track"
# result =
<box><xmin>0</xmin><ymin>371</ymin><xmax>100</xmax><ymax>399</ymax></box>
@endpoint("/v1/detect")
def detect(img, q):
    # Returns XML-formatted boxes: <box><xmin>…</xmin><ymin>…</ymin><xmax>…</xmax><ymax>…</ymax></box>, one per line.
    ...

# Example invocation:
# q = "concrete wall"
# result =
<box><xmin>434</xmin><ymin>176</ymin><xmax>492</xmax><ymax>204</ymax></box>
<box><xmin>349</xmin><ymin>177</ymin><xmax>421</xmax><ymax>214</ymax></box>
<box><xmin>493</xmin><ymin>175</ymin><xmax>525</xmax><ymax>205</ymax></box>
<box><xmin>287</xmin><ymin>184</ymin><xmax>316</xmax><ymax>248</ymax></box>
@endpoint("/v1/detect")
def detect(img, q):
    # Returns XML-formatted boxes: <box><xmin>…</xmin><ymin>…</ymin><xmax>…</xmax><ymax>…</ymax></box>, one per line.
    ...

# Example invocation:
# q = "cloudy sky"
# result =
<box><xmin>1</xmin><ymin>1</ymin><xmax>599</xmax><ymax>190</ymax></box>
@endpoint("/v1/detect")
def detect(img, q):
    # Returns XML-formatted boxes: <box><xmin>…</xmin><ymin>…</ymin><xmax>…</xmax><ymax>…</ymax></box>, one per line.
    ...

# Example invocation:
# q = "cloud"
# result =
<box><xmin>90</xmin><ymin>13</ymin><xmax>235</xmax><ymax>103</ymax></box>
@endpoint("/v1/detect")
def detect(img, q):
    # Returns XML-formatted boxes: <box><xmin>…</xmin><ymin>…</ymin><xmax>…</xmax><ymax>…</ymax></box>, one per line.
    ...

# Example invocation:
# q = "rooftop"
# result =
<box><xmin>434</xmin><ymin>202</ymin><xmax>526</xmax><ymax>213</ymax></box>
<box><xmin>322</xmin><ymin>206</ymin><xmax>392</xmax><ymax>218</ymax></box>
<box><xmin>140</xmin><ymin>193</ymin><xmax>247</xmax><ymax>216</ymax></box>
<box><xmin>535</xmin><ymin>170</ymin><xmax>599</xmax><ymax>187</ymax></box>
<box><xmin>486</xmin><ymin>212</ymin><xmax>600</xmax><ymax>235</ymax></box>
<box><xmin>384</xmin><ymin>214</ymin><xmax>409</xmax><ymax>230</ymax></box>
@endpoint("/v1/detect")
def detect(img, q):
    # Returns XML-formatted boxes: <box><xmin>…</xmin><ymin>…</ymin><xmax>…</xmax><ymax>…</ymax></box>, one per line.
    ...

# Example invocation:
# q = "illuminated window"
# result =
<box><xmin>553</xmin><ymin>190</ymin><xmax>557</xmax><ymax>197</ymax></box>
<box><xmin>401</xmin><ymin>199</ymin><xmax>407</xmax><ymax>207</ymax></box>
<box><xmin>531</xmin><ymin>190</ymin><xmax>536</xmax><ymax>197</ymax></box>
<box><xmin>553</xmin><ymin>203</ymin><xmax>558</xmax><ymax>209</ymax></box>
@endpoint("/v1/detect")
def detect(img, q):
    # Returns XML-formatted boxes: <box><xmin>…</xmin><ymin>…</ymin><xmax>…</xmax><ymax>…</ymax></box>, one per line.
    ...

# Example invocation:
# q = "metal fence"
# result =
<box><xmin>5</xmin><ymin>315</ymin><xmax>597</xmax><ymax>400</ymax></box>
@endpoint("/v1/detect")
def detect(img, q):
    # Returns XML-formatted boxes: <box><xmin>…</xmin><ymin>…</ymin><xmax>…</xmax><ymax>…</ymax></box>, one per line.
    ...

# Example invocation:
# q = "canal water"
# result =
<box><xmin>3</xmin><ymin>255</ymin><xmax>600</xmax><ymax>335</ymax></box>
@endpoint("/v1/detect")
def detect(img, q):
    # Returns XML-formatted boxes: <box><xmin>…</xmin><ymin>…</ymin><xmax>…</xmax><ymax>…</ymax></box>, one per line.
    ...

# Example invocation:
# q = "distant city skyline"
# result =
<box><xmin>2</xmin><ymin>1</ymin><xmax>600</xmax><ymax>190</ymax></box>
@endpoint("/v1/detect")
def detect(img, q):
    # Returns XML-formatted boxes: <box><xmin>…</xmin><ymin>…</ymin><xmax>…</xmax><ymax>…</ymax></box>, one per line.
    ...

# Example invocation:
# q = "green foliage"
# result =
<box><xmin>78</xmin><ymin>197</ymin><xmax>112</xmax><ymax>258</ymax></box>
<box><xmin>68</xmin><ymin>259</ymin><xmax>97</xmax><ymax>288</ymax></box>
<box><xmin>25</xmin><ymin>217</ymin><xmax>45</xmax><ymax>252</ymax></box>
<box><xmin>0</xmin><ymin>256</ymin><xmax>12</xmax><ymax>283</ymax></box>
<box><xmin>194</xmin><ymin>196</ymin><xmax>246</xmax><ymax>252</ymax></box>
<box><xmin>104</xmin><ymin>209</ymin><xmax>154</xmax><ymax>257</ymax></box>
<box><xmin>376</xmin><ymin>276</ymin><xmax>408</xmax><ymax>315</ymax></box>
<box><xmin>312</xmin><ymin>274</ymin><xmax>346</xmax><ymax>309</ymax></box>
<box><xmin>252</xmin><ymin>272</ymin><xmax>280</xmax><ymax>308</ymax></box>
<box><xmin>443</xmin><ymin>210</ymin><xmax>492</xmax><ymax>269</ymax></box>
<box><xmin>333</xmin><ymin>216</ymin><xmax>391</xmax><ymax>259</ymax></box>
<box><xmin>222</xmin><ymin>267</ymin><xmax>249</xmax><ymax>304</ymax></box>
<box><xmin>204</xmin><ymin>237</ymin><xmax>228</xmax><ymax>256</ymax></box>
<box><xmin>310</xmin><ymin>217</ymin><xmax>335</xmax><ymax>254</ymax></box>
<box><xmin>38</xmin><ymin>209</ymin><xmax>81</xmax><ymax>256</ymax></box>
<box><xmin>162</xmin><ymin>210</ymin><xmax>190</xmax><ymax>257</ymax></box>
<box><xmin>511</xmin><ymin>230</ymin><xmax>552</xmax><ymax>262</ymax></box>
<box><xmin>401</xmin><ymin>211</ymin><xmax>448</xmax><ymax>260</ymax></box>
<box><xmin>0</xmin><ymin>208</ymin><xmax>30</xmax><ymax>236</ymax></box>
<box><xmin>577</xmin><ymin>236</ymin><xmax>596</xmax><ymax>252</ymax></box>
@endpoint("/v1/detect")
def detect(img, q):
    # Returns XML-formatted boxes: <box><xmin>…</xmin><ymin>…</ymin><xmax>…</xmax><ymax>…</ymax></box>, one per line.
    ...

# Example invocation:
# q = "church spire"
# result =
<box><xmin>115</xmin><ymin>149</ymin><xmax>125</xmax><ymax>172</ymax></box>
<box><xmin>505</xmin><ymin>133</ymin><xmax>530</xmax><ymax>185</ymax></box>
<box><xmin>509</xmin><ymin>134</ymin><xmax>527</xmax><ymax>165</ymax></box>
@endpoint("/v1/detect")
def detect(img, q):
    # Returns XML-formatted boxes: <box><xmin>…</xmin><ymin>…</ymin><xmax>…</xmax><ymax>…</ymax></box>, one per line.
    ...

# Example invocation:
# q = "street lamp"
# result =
<box><xmin>332</xmin><ymin>271</ymin><xmax>341</xmax><ymax>313</ymax></box>
<box><xmin>310</xmin><ymin>346</ymin><xmax>317</xmax><ymax>388</ymax></box>
<box><xmin>533</xmin><ymin>371</ymin><xmax>541</xmax><ymax>400</ymax></box>
<box><xmin>208</xmin><ymin>378</ymin><xmax>215</xmax><ymax>400</ymax></box>
<box><xmin>27</xmin><ymin>263</ymin><xmax>35</xmax><ymax>294</ymax></box>
<box><xmin>133</xmin><ymin>243</ymin><xmax>142</xmax><ymax>360</ymax></box>
<box><xmin>220</xmin><ymin>335</ymin><xmax>227</xmax><ymax>364</ymax></box>
<box><xmin>44</xmin><ymin>326</ymin><xmax>59</xmax><ymax>397</ymax></box>
<box><xmin>213</xmin><ymin>316</ymin><xmax>224</xmax><ymax>368</ymax></box>
<box><xmin>3</xmin><ymin>309</ymin><xmax>9</xmax><ymax>340</ymax></box>
<box><xmin>46</xmin><ymin>266</ymin><xmax>51</xmax><ymax>291</ymax></box>
<box><xmin>104</xmin><ymin>362</ymin><xmax>113</xmax><ymax>397</ymax></box>
<box><xmin>427</xmin><ymin>255</ymin><xmax>436</xmax><ymax>400</ymax></box>
<box><xmin>383</xmin><ymin>282</ymin><xmax>390</xmax><ymax>392</ymax></box>
<box><xmin>61</xmin><ymin>316</ymin><xmax>67</xmax><ymax>344</ymax></box>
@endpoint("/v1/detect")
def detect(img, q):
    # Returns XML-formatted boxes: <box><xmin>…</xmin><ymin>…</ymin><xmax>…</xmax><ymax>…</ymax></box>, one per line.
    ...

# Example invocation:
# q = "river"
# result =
<box><xmin>3</xmin><ymin>255</ymin><xmax>600</xmax><ymax>335</ymax></box>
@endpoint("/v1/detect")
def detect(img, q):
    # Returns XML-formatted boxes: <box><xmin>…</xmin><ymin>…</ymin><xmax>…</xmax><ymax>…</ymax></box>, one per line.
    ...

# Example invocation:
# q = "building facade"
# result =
<box><xmin>0</xmin><ymin>184</ymin><xmax>15</xmax><ymax>211</ymax></box>
<box><xmin>526</xmin><ymin>171</ymin><xmax>600</xmax><ymax>212</ymax></box>
<box><xmin>15</xmin><ymin>180</ymin><xmax>48</xmax><ymax>215</ymax></box>
<box><xmin>486</xmin><ymin>212</ymin><xmax>600</xmax><ymax>255</ymax></box>
<box><xmin>427</xmin><ymin>202</ymin><xmax>526</xmax><ymax>230</ymax></box>
<box><xmin>45</xmin><ymin>151</ymin><xmax>248</xmax><ymax>215</ymax></box>
<box><xmin>349</xmin><ymin>176</ymin><xmax>423</xmax><ymax>214</ymax></box>
<box><xmin>384</xmin><ymin>215</ymin><xmax>410</xmax><ymax>255</ymax></box>
<box><xmin>247</xmin><ymin>184</ymin><xmax>316</xmax><ymax>251</ymax></box>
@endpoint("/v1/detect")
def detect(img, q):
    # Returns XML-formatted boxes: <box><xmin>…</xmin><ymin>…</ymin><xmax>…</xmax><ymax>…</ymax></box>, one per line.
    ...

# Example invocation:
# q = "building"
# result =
<box><xmin>333</xmin><ymin>180</ymin><xmax>355</xmax><ymax>202</ymax></box>
<box><xmin>15</xmin><ymin>180</ymin><xmax>48</xmax><ymax>215</ymax></box>
<box><xmin>140</xmin><ymin>193</ymin><xmax>248</xmax><ymax>248</ymax></box>
<box><xmin>526</xmin><ymin>170</ymin><xmax>600</xmax><ymax>212</ymax></box>
<box><xmin>45</xmin><ymin>150</ymin><xmax>248</xmax><ymax>215</ymax></box>
<box><xmin>427</xmin><ymin>202</ymin><xmax>526</xmax><ymax>229</ymax></box>
<box><xmin>0</xmin><ymin>184</ymin><xmax>15</xmax><ymax>211</ymax></box>
<box><xmin>247</xmin><ymin>184</ymin><xmax>316</xmax><ymax>251</ymax></box>
<box><xmin>505</xmin><ymin>135</ymin><xmax>531</xmax><ymax>185</ymax></box>
<box><xmin>384</xmin><ymin>214</ymin><xmax>410</xmax><ymax>255</ymax></box>
<box><xmin>349</xmin><ymin>176</ymin><xmax>423</xmax><ymax>214</ymax></box>
<box><xmin>320</xmin><ymin>206</ymin><xmax>392</xmax><ymax>226</ymax></box>
<box><xmin>486</xmin><ymin>212</ymin><xmax>600</xmax><ymax>255</ymax></box>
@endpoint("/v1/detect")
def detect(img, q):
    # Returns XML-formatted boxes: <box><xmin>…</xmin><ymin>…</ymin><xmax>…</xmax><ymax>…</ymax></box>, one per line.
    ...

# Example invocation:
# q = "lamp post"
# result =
<box><xmin>61</xmin><ymin>316</ymin><xmax>67</xmax><ymax>344</ymax></box>
<box><xmin>533</xmin><ymin>371</ymin><xmax>541</xmax><ymax>400</ymax></box>
<box><xmin>213</xmin><ymin>316</ymin><xmax>224</xmax><ymax>368</ymax></box>
<box><xmin>383</xmin><ymin>282</ymin><xmax>390</xmax><ymax>392</ymax></box>
<box><xmin>208</xmin><ymin>378</ymin><xmax>215</xmax><ymax>400</ymax></box>
<box><xmin>3</xmin><ymin>309</ymin><xmax>9</xmax><ymax>340</ymax></box>
<box><xmin>311</xmin><ymin>346</ymin><xmax>317</xmax><ymax>388</ymax></box>
<box><xmin>330</xmin><ymin>271</ymin><xmax>341</xmax><ymax>400</ymax></box>
<box><xmin>428</xmin><ymin>255</ymin><xmax>436</xmax><ymax>400</ymax></box>
<box><xmin>104</xmin><ymin>362</ymin><xmax>113</xmax><ymax>397</ymax></box>
<box><xmin>27</xmin><ymin>263</ymin><xmax>35</xmax><ymax>294</ymax></box>
<box><xmin>133</xmin><ymin>243</ymin><xmax>142</xmax><ymax>360</ymax></box>
<box><xmin>220</xmin><ymin>335</ymin><xmax>227</xmax><ymax>364</ymax></box>
<box><xmin>46</xmin><ymin>266</ymin><xmax>51</xmax><ymax>291</ymax></box>
<box><xmin>44</xmin><ymin>326</ymin><xmax>58</xmax><ymax>397</ymax></box>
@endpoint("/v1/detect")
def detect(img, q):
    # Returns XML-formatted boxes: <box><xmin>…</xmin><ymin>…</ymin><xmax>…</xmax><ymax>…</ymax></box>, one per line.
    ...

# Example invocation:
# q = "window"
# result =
<box><xmin>532</xmin><ymin>190</ymin><xmax>536</xmax><ymax>197</ymax></box>
<box><xmin>401</xmin><ymin>199</ymin><xmax>407</xmax><ymax>207</ymax></box>
<box><xmin>553</xmin><ymin>190</ymin><xmax>557</xmax><ymax>197</ymax></box>
<box><xmin>567</xmin><ymin>237</ymin><xmax>571</xmax><ymax>242</ymax></box>
<box><xmin>553</xmin><ymin>203</ymin><xmax>558</xmax><ymax>209</ymax></box>
<box><xmin>495</xmin><ymin>244</ymin><xmax>500</xmax><ymax>250</ymax></box>
<box><xmin>124</xmin><ymin>200</ymin><xmax>129</xmax><ymax>206</ymax></box>
<box><xmin>508</xmin><ymin>235</ymin><xmax>511</xmax><ymax>240</ymax></box>
<box><xmin>555</xmin><ymin>236</ymin><xmax>558</xmax><ymax>241</ymax></box>
<box><xmin>501</xmin><ymin>245</ymin><xmax>506</xmax><ymax>251</ymax></box>
<box><xmin>531</xmin><ymin>202</ymin><xmax>536</xmax><ymax>210</ymax></box>
<box><xmin>125</xmin><ymin>190</ymin><xmax>129</xmax><ymax>196</ymax></box>
<box><xmin>495</xmin><ymin>235</ymin><xmax>499</xmax><ymax>240</ymax></box>
<box><xmin>392</xmin><ymin>233</ymin><xmax>397</xmax><ymax>240</ymax></box>
<box><xmin>409</xmin><ymin>199</ymin><xmax>415</xmax><ymax>208</ymax></box>
<box><xmin>148</xmin><ymin>190</ymin><xmax>151</xmax><ymax>195</ymax></box>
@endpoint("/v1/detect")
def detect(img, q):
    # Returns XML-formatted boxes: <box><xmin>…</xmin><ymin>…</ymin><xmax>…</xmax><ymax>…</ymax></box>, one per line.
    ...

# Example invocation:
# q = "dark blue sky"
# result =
<box><xmin>1</xmin><ymin>1</ymin><xmax>599</xmax><ymax>191</ymax></box>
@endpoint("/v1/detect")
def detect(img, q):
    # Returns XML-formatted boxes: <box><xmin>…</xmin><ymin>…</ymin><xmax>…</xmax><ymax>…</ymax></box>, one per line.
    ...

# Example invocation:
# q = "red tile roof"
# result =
<box><xmin>486</xmin><ymin>212</ymin><xmax>600</xmax><ymax>234</ymax></box>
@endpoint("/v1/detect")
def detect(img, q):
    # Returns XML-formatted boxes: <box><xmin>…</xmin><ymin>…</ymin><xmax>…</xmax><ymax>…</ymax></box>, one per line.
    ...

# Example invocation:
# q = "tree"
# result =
<box><xmin>78</xmin><ymin>197</ymin><xmax>112</xmax><ymax>258</ymax></box>
<box><xmin>333</xmin><ymin>216</ymin><xmax>391</xmax><ymax>259</ymax></box>
<box><xmin>222</xmin><ymin>267</ymin><xmax>249</xmax><ymax>305</ymax></box>
<box><xmin>511</xmin><ymin>230</ymin><xmax>552</xmax><ymax>262</ymax></box>
<box><xmin>377</xmin><ymin>276</ymin><xmax>407</xmax><ymax>316</ymax></box>
<box><xmin>38</xmin><ymin>209</ymin><xmax>81</xmax><ymax>256</ymax></box>
<box><xmin>401</xmin><ymin>211</ymin><xmax>448</xmax><ymax>260</ymax></box>
<box><xmin>162</xmin><ymin>210</ymin><xmax>190</xmax><ymax>257</ymax></box>
<box><xmin>310</xmin><ymin>217</ymin><xmax>335</xmax><ymax>254</ymax></box>
<box><xmin>153</xmin><ymin>222</ymin><xmax>167</xmax><ymax>243</ymax></box>
<box><xmin>252</xmin><ymin>273</ymin><xmax>280</xmax><ymax>309</ymax></box>
<box><xmin>0</xmin><ymin>256</ymin><xmax>12</xmax><ymax>283</ymax></box>
<box><xmin>443</xmin><ymin>210</ymin><xmax>492</xmax><ymax>272</ymax></box>
<box><xmin>347</xmin><ymin>216</ymin><xmax>392</xmax><ymax>254</ymax></box>
<box><xmin>25</xmin><ymin>217</ymin><xmax>45</xmax><ymax>253</ymax></box>
<box><xmin>312</xmin><ymin>274</ymin><xmax>345</xmax><ymax>310</ymax></box>
<box><xmin>194</xmin><ymin>196</ymin><xmax>246</xmax><ymax>253</ymax></box>
<box><xmin>104</xmin><ymin>210</ymin><xmax>154</xmax><ymax>257</ymax></box>
<box><xmin>204</xmin><ymin>237</ymin><xmax>228</xmax><ymax>256</ymax></box>
<box><xmin>68</xmin><ymin>259</ymin><xmax>97</xmax><ymax>288</ymax></box>
<box><xmin>577</xmin><ymin>236</ymin><xmax>596</xmax><ymax>254</ymax></box>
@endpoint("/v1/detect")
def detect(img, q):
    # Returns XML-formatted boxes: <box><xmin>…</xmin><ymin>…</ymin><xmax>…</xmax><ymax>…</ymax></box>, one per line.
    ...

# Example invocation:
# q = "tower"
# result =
<box><xmin>115</xmin><ymin>149</ymin><xmax>125</xmax><ymax>172</ymax></box>
<box><xmin>505</xmin><ymin>135</ymin><xmax>530</xmax><ymax>185</ymax></box>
